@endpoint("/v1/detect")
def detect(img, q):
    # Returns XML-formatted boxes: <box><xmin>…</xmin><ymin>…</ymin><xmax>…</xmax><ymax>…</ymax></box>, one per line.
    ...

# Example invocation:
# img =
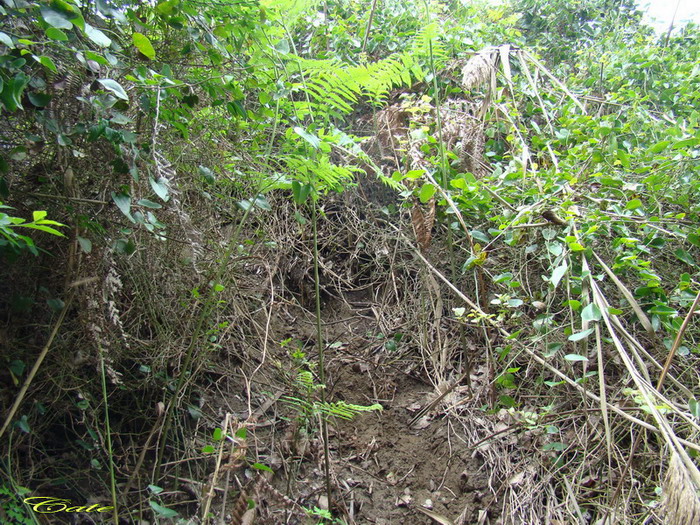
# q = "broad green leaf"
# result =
<box><xmin>33</xmin><ymin>210</ymin><xmax>47</xmax><ymax>221</ymax></box>
<box><xmin>227</xmin><ymin>100</ymin><xmax>247</xmax><ymax>119</ymax></box>
<box><xmin>690</xmin><ymin>398</ymin><xmax>700</xmax><ymax>420</ymax></box>
<box><xmin>235</xmin><ymin>426</ymin><xmax>247</xmax><ymax>439</ymax></box>
<box><xmin>647</xmin><ymin>140</ymin><xmax>670</xmax><ymax>154</ymax></box>
<box><xmin>111</xmin><ymin>191</ymin><xmax>134</xmax><ymax>222</ymax></box>
<box><xmin>616</xmin><ymin>148</ymin><xmax>630</xmax><ymax>168</ymax></box>
<box><xmin>149</xmin><ymin>177</ymin><xmax>170</xmax><ymax>201</ymax></box>
<box><xmin>156</xmin><ymin>0</ymin><xmax>180</xmax><ymax>16</ymax></box>
<box><xmin>40</xmin><ymin>7</ymin><xmax>73</xmax><ymax>29</ymax></box>
<box><xmin>133</xmin><ymin>32</ymin><xmax>156</xmax><ymax>60</ymax></box>
<box><xmin>648</xmin><ymin>304</ymin><xmax>677</xmax><ymax>316</ymax></box>
<box><xmin>202</xmin><ymin>445</ymin><xmax>215</xmax><ymax>453</ymax></box>
<box><xmin>625</xmin><ymin>198</ymin><xmax>642</xmax><ymax>210</ymax></box>
<box><xmin>34</xmin><ymin>55</ymin><xmax>58</xmax><ymax>74</ymax></box>
<box><xmin>0</xmin><ymin>31</ymin><xmax>15</xmax><ymax>48</ymax></box>
<box><xmin>581</xmin><ymin>303</ymin><xmax>601</xmax><ymax>322</ymax></box>
<box><xmin>568</xmin><ymin>328</ymin><xmax>594</xmax><ymax>342</ymax></box>
<box><xmin>292</xmin><ymin>181</ymin><xmax>311</xmax><ymax>204</ymax></box>
<box><xmin>45</xmin><ymin>27</ymin><xmax>68</xmax><ymax>41</ymax></box>
<box><xmin>212</xmin><ymin>428</ymin><xmax>222</xmax><ymax>440</ymax></box>
<box><xmin>77</xmin><ymin>236</ymin><xmax>92</xmax><ymax>253</ymax></box>
<box><xmin>675</xmin><ymin>249</ymin><xmax>696</xmax><ymax>267</ymax></box>
<box><xmin>550</xmin><ymin>262</ymin><xmax>568</xmax><ymax>288</ymax></box>
<box><xmin>149</xmin><ymin>501</ymin><xmax>178</xmax><ymax>518</ymax></box>
<box><xmin>198</xmin><ymin>165</ymin><xmax>215</xmax><ymax>184</ymax></box>
<box><xmin>293</xmin><ymin>126</ymin><xmax>321</xmax><ymax>149</ymax></box>
<box><xmin>98</xmin><ymin>78</ymin><xmax>128</xmax><ymax>101</ymax></box>
<box><xmin>418</xmin><ymin>183</ymin><xmax>436</xmax><ymax>203</ymax></box>
<box><xmin>564</xmin><ymin>353</ymin><xmax>589</xmax><ymax>362</ymax></box>
<box><xmin>138</xmin><ymin>199</ymin><xmax>162</xmax><ymax>209</ymax></box>
<box><xmin>148</xmin><ymin>484</ymin><xmax>164</xmax><ymax>494</ymax></box>
<box><xmin>253</xmin><ymin>195</ymin><xmax>271</xmax><ymax>210</ymax></box>
<box><xmin>251</xmin><ymin>462</ymin><xmax>273</xmax><ymax>473</ymax></box>
<box><xmin>85</xmin><ymin>23</ymin><xmax>111</xmax><ymax>47</ymax></box>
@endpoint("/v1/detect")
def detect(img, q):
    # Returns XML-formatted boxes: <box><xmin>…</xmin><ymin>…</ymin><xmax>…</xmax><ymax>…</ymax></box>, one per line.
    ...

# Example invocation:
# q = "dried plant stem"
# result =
<box><xmin>312</xmin><ymin>201</ymin><xmax>333</xmax><ymax>508</ymax></box>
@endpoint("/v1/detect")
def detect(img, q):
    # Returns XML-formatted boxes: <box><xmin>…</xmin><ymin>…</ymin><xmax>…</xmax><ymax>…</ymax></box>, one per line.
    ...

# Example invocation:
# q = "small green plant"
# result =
<box><xmin>283</xmin><ymin>346</ymin><xmax>382</xmax><ymax>422</ymax></box>
<box><xmin>0</xmin><ymin>483</ymin><xmax>35</xmax><ymax>525</ymax></box>
<box><xmin>0</xmin><ymin>204</ymin><xmax>65</xmax><ymax>256</ymax></box>
<box><xmin>305</xmin><ymin>505</ymin><xmax>348</xmax><ymax>524</ymax></box>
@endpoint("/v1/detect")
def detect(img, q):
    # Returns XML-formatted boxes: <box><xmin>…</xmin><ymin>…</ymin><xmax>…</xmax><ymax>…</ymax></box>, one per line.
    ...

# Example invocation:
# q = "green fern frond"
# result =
<box><xmin>316</xmin><ymin>401</ymin><xmax>383</xmax><ymax>420</ymax></box>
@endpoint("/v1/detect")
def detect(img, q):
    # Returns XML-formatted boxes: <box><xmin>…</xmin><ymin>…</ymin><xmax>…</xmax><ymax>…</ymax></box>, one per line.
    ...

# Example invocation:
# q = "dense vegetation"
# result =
<box><xmin>1</xmin><ymin>0</ymin><xmax>699</xmax><ymax>523</ymax></box>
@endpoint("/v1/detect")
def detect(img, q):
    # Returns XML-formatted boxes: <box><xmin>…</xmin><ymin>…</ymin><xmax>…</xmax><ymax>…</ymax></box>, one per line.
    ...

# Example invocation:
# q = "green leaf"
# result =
<box><xmin>85</xmin><ymin>23</ymin><xmax>111</xmax><ymax>47</ymax></box>
<box><xmin>202</xmin><ymin>445</ymin><xmax>215</xmax><ymax>453</ymax></box>
<box><xmin>148</xmin><ymin>484</ymin><xmax>163</xmax><ymax>494</ymax></box>
<box><xmin>616</xmin><ymin>148</ymin><xmax>630</xmax><ymax>168</ymax></box>
<box><xmin>564</xmin><ymin>353</ymin><xmax>589</xmax><ymax>362</ymax></box>
<box><xmin>156</xmin><ymin>0</ymin><xmax>180</xmax><ymax>15</ymax></box>
<box><xmin>45</xmin><ymin>27</ymin><xmax>69</xmax><ymax>41</ymax></box>
<box><xmin>648</xmin><ymin>304</ymin><xmax>677</xmax><ymax>316</ymax></box>
<box><xmin>138</xmin><ymin>199</ymin><xmax>162</xmax><ymax>209</ymax></box>
<box><xmin>47</xmin><ymin>298</ymin><xmax>65</xmax><ymax>312</ymax></box>
<box><xmin>581</xmin><ymin>303</ymin><xmax>601</xmax><ymax>323</ymax></box>
<box><xmin>149</xmin><ymin>501</ymin><xmax>178</xmax><ymax>518</ymax></box>
<box><xmin>34</xmin><ymin>55</ymin><xmax>58</xmax><ymax>74</ymax></box>
<box><xmin>674</xmin><ymin>249</ymin><xmax>696</xmax><ymax>267</ymax></box>
<box><xmin>28</xmin><ymin>92</ymin><xmax>52</xmax><ymax>107</ymax></box>
<box><xmin>251</xmin><ymin>462</ymin><xmax>273</xmax><ymax>473</ymax></box>
<box><xmin>689</xmin><ymin>398</ymin><xmax>700</xmax><ymax>420</ymax></box>
<box><xmin>647</xmin><ymin>140</ymin><xmax>670</xmax><ymax>154</ymax></box>
<box><xmin>235</xmin><ymin>426</ymin><xmax>247</xmax><ymax>439</ymax></box>
<box><xmin>418</xmin><ymin>183</ymin><xmax>436</xmax><ymax>203</ymax></box>
<box><xmin>568</xmin><ymin>328</ymin><xmax>594</xmax><ymax>342</ymax></box>
<box><xmin>0</xmin><ymin>31</ymin><xmax>15</xmax><ymax>48</ymax></box>
<box><xmin>40</xmin><ymin>7</ymin><xmax>73</xmax><ymax>29</ymax></box>
<box><xmin>198</xmin><ymin>165</ymin><xmax>215</xmax><ymax>184</ymax></box>
<box><xmin>293</xmin><ymin>126</ymin><xmax>321</xmax><ymax>149</ymax></box>
<box><xmin>550</xmin><ymin>262</ymin><xmax>568</xmax><ymax>288</ymax></box>
<box><xmin>292</xmin><ymin>181</ymin><xmax>311</xmax><ymax>204</ymax></box>
<box><xmin>111</xmin><ymin>191</ymin><xmax>134</xmax><ymax>222</ymax></box>
<box><xmin>133</xmin><ymin>32</ymin><xmax>156</xmax><ymax>60</ymax></box>
<box><xmin>77</xmin><ymin>236</ymin><xmax>92</xmax><ymax>253</ymax></box>
<box><xmin>98</xmin><ymin>78</ymin><xmax>129</xmax><ymax>101</ymax></box>
<box><xmin>212</xmin><ymin>428</ymin><xmax>223</xmax><ymax>441</ymax></box>
<box><xmin>625</xmin><ymin>198</ymin><xmax>642</xmax><ymax>210</ymax></box>
<box><xmin>149</xmin><ymin>177</ymin><xmax>170</xmax><ymax>201</ymax></box>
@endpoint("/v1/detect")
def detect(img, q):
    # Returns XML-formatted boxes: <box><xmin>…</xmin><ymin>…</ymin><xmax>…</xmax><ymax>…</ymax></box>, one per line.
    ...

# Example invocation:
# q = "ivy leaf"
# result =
<box><xmin>647</xmin><ymin>140</ymin><xmax>670</xmax><ymax>154</ymax></box>
<box><xmin>251</xmin><ymin>462</ymin><xmax>273</xmax><ymax>473</ymax></box>
<box><xmin>149</xmin><ymin>177</ymin><xmax>170</xmax><ymax>202</ymax></box>
<box><xmin>77</xmin><ymin>236</ymin><xmax>92</xmax><ymax>253</ymax></box>
<box><xmin>138</xmin><ymin>199</ymin><xmax>162</xmax><ymax>209</ymax></box>
<box><xmin>674</xmin><ymin>249</ymin><xmax>696</xmax><ymax>267</ymax></box>
<box><xmin>293</xmin><ymin>126</ymin><xmax>321</xmax><ymax>149</ymax></box>
<box><xmin>568</xmin><ymin>328</ymin><xmax>594</xmax><ymax>342</ymax></box>
<box><xmin>149</xmin><ymin>501</ymin><xmax>178</xmax><ymax>518</ymax></box>
<box><xmin>111</xmin><ymin>191</ymin><xmax>134</xmax><ymax>222</ymax></box>
<box><xmin>625</xmin><ymin>198</ymin><xmax>642</xmax><ymax>210</ymax></box>
<box><xmin>418</xmin><ymin>183</ymin><xmax>436</xmax><ymax>203</ymax></box>
<box><xmin>581</xmin><ymin>303</ymin><xmax>601</xmax><ymax>323</ymax></box>
<box><xmin>98</xmin><ymin>78</ymin><xmax>128</xmax><ymax>101</ymax></box>
<box><xmin>40</xmin><ymin>7</ymin><xmax>73</xmax><ymax>29</ymax></box>
<box><xmin>133</xmin><ymin>32</ymin><xmax>156</xmax><ymax>60</ymax></box>
<box><xmin>45</xmin><ymin>27</ymin><xmax>68</xmax><ymax>41</ymax></box>
<box><xmin>0</xmin><ymin>31</ymin><xmax>15</xmax><ymax>48</ymax></box>
<box><xmin>33</xmin><ymin>55</ymin><xmax>58</xmax><ymax>74</ymax></box>
<box><xmin>85</xmin><ymin>23</ymin><xmax>111</xmax><ymax>47</ymax></box>
<box><xmin>550</xmin><ymin>262</ymin><xmax>568</xmax><ymax>288</ymax></box>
